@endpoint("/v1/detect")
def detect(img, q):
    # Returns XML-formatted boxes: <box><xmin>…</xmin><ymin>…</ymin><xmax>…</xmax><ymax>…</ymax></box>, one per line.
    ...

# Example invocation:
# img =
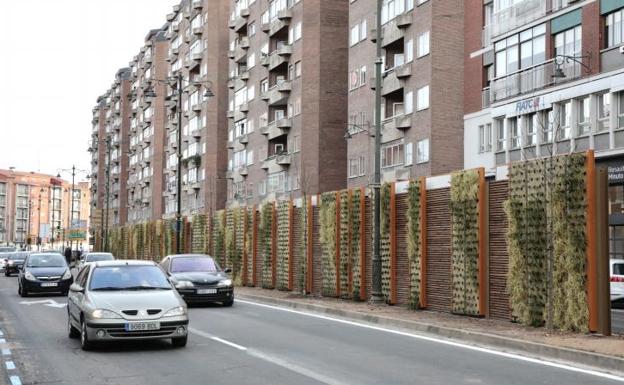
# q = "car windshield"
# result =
<box><xmin>171</xmin><ymin>257</ymin><xmax>219</xmax><ymax>273</ymax></box>
<box><xmin>27</xmin><ymin>254</ymin><xmax>66</xmax><ymax>268</ymax></box>
<box><xmin>614</xmin><ymin>263</ymin><xmax>624</xmax><ymax>276</ymax></box>
<box><xmin>86</xmin><ymin>253</ymin><xmax>114</xmax><ymax>262</ymax></box>
<box><xmin>90</xmin><ymin>265</ymin><xmax>172</xmax><ymax>291</ymax></box>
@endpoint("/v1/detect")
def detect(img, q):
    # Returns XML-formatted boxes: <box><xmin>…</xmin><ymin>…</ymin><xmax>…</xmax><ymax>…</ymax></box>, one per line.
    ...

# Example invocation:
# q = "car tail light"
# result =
<box><xmin>611</xmin><ymin>276</ymin><xmax>624</xmax><ymax>283</ymax></box>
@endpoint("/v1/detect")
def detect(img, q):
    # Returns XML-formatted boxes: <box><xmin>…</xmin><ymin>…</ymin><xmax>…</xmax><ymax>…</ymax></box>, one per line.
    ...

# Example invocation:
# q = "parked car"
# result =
<box><xmin>0</xmin><ymin>252</ymin><xmax>12</xmax><ymax>271</ymax></box>
<box><xmin>5</xmin><ymin>251</ymin><xmax>28</xmax><ymax>276</ymax></box>
<box><xmin>67</xmin><ymin>260</ymin><xmax>188</xmax><ymax>350</ymax></box>
<box><xmin>76</xmin><ymin>252</ymin><xmax>115</xmax><ymax>271</ymax></box>
<box><xmin>160</xmin><ymin>254</ymin><xmax>234</xmax><ymax>306</ymax></box>
<box><xmin>18</xmin><ymin>253</ymin><xmax>73</xmax><ymax>297</ymax></box>
<box><xmin>611</xmin><ymin>258</ymin><xmax>624</xmax><ymax>308</ymax></box>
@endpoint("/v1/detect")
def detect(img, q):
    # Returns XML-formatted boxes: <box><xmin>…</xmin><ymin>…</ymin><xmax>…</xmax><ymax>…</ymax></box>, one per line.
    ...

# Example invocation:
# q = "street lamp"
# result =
<box><xmin>551</xmin><ymin>53</ymin><xmax>591</xmax><ymax>79</ymax></box>
<box><xmin>144</xmin><ymin>74</ymin><xmax>214</xmax><ymax>254</ymax></box>
<box><xmin>36</xmin><ymin>188</ymin><xmax>45</xmax><ymax>251</ymax></box>
<box><xmin>58</xmin><ymin>166</ymin><xmax>89</xmax><ymax>253</ymax></box>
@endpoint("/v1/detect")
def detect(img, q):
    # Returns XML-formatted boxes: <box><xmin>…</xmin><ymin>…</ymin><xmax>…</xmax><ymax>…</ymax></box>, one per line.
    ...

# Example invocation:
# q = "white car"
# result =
<box><xmin>76</xmin><ymin>252</ymin><xmax>115</xmax><ymax>271</ymax></box>
<box><xmin>611</xmin><ymin>259</ymin><xmax>624</xmax><ymax>307</ymax></box>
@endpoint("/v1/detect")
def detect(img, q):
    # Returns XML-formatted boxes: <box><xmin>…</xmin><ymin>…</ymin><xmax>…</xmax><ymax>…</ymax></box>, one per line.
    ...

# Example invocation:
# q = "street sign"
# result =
<box><xmin>69</xmin><ymin>230</ymin><xmax>86</xmax><ymax>240</ymax></box>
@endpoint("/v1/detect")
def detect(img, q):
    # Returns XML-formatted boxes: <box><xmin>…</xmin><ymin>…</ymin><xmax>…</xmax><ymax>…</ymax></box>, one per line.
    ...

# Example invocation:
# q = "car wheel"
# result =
<box><xmin>4</xmin><ymin>271</ymin><xmax>9</xmax><ymax>277</ymax></box>
<box><xmin>171</xmin><ymin>336</ymin><xmax>187</xmax><ymax>347</ymax></box>
<box><xmin>80</xmin><ymin>319</ymin><xmax>93</xmax><ymax>351</ymax></box>
<box><xmin>223</xmin><ymin>299</ymin><xmax>234</xmax><ymax>307</ymax></box>
<box><xmin>19</xmin><ymin>284</ymin><xmax>28</xmax><ymax>298</ymax></box>
<box><xmin>68</xmin><ymin>313</ymin><xmax>80</xmax><ymax>339</ymax></box>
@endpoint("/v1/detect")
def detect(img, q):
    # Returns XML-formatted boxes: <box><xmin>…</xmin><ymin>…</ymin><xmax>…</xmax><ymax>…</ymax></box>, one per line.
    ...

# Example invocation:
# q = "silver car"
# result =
<box><xmin>67</xmin><ymin>260</ymin><xmax>189</xmax><ymax>350</ymax></box>
<box><xmin>76</xmin><ymin>252</ymin><xmax>115</xmax><ymax>271</ymax></box>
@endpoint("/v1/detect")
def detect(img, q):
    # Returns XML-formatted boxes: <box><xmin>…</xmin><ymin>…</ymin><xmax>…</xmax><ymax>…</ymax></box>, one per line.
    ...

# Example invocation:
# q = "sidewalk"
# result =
<box><xmin>236</xmin><ymin>287</ymin><xmax>624</xmax><ymax>375</ymax></box>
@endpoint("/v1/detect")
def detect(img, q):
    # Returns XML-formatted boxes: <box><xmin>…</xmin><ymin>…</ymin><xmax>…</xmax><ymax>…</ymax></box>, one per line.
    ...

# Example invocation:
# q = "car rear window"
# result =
<box><xmin>171</xmin><ymin>257</ymin><xmax>219</xmax><ymax>273</ymax></box>
<box><xmin>614</xmin><ymin>263</ymin><xmax>624</xmax><ymax>276</ymax></box>
<box><xmin>90</xmin><ymin>265</ymin><xmax>171</xmax><ymax>290</ymax></box>
<box><xmin>86</xmin><ymin>254</ymin><xmax>114</xmax><ymax>262</ymax></box>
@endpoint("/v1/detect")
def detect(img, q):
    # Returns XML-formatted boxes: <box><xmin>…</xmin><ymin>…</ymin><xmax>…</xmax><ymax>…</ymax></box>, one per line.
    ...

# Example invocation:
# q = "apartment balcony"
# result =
<box><xmin>238</xmin><ymin>134</ymin><xmax>249</xmax><ymax>145</ymax></box>
<box><xmin>191</xmin><ymin>128</ymin><xmax>202</xmax><ymax>140</ymax></box>
<box><xmin>166</xmin><ymin>12</ymin><xmax>176</xmax><ymax>22</ymax></box>
<box><xmin>381</xmin><ymin>70</ymin><xmax>405</xmax><ymax>96</ymax></box>
<box><xmin>238</xmin><ymin>166</ymin><xmax>249</xmax><ymax>177</ymax></box>
<box><xmin>491</xmin><ymin>0</ymin><xmax>546</xmax><ymax>38</ymax></box>
<box><xmin>260</xmin><ymin>55</ymin><xmax>270</xmax><ymax>67</ymax></box>
<box><xmin>262</xmin><ymin>154</ymin><xmax>292</xmax><ymax>172</ymax></box>
<box><xmin>192</xmin><ymin>102</ymin><xmax>202</xmax><ymax>112</ymax></box>
<box><xmin>269</xmin><ymin>48</ymin><xmax>291</xmax><ymax>71</ymax></box>
<box><xmin>193</xmin><ymin>26</ymin><xmax>203</xmax><ymax>36</ymax></box>
<box><xmin>382</xmin><ymin>167</ymin><xmax>411</xmax><ymax>183</ymax></box>
<box><xmin>226</xmin><ymin>170</ymin><xmax>234</xmax><ymax>179</ymax></box>
<box><xmin>189</xmin><ymin>181</ymin><xmax>201</xmax><ymax>190</ymax></box>
<box><xmin>234</xmin><ymin>106</ymin><xmax>248</xmax><ymax>121</ymax></box>
<box><xmin>234</xmin><ymin>9</ymin><xmax>250</xmax><ymax>32</ymax></box>
<box><xmin>192</xmin><ymin>0</ymin><xmax>202</xmax><ymax>10</ymax></box>
<box><xmin>382</xmin><ymin>113</ymin><xmax>412</xmax><ymax>139</ymax></box>
<box><xmin>261</xmin><ymin>22</ymin><xmax>270</xmax><ymax>33</ymax></box>
<box><xmin>228</xmin><ymin>50</ymin><xmax>235</xmax><ymax>59</ymax></box>
<box><xmin>262</xmin><ymin>81</ymin><xmax>292</xmax><ymax>106</ymax></box>
<box><xmin>269</xmin><ymin>18</ymin><xmax>290</xmax><ymax>37</ymax></box>
<box><xmin>260</xmin><ymin>118</ymin><xmax>291</xmax><ymax>140</ymax></box>
<box><xmin>381</xmin><ymin>19</ymin><xmax>408</xmax><ymax>48</ymax></box>
<box><xmin>227</xmin><ymin>110</ymin><xmax>235</xmax><ymax>119</ymax></box>
<box><xmin>229</xmin><ymin>19</ymin><xmax>237</xmax><ymax>29</ymax></box>
<box><xmin>234</xmin><ymin>46</ymin><xmax>248</xmax><ymax>63</ymax></box>
<box><xmin>396</xmin><ymin>12</ymin><xmax>413</xmax><ymax>28</ymax></box>
<box><xmin>489</xmin><ymin>59</ymin><xmax>581</xmax><ymax>103</ymax></box>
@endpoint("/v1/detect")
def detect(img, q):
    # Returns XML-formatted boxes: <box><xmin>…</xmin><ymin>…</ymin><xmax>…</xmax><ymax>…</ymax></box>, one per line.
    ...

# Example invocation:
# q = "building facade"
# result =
<box><xmin>0</xmin><ymin>170</ymin><xmax>90</xmax><ymax>249</ymax></box>
<box><xmin>464</xmin><ymin>0</ymin><xmax>624</xmax><ymax>258</ymax></box>
<box><xmin>225</xmin><ymin>0</ymin><xmax>349</xmax><ymax>206</ymax></box>
<box><xmin>347</xmin><ymin>0</ymin><xmax>464</xmax><ymax>189</ymax></box>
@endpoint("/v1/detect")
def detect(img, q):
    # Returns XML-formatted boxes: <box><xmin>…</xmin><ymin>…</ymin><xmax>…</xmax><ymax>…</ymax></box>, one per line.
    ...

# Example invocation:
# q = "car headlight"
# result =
<box><xmin>217</xmin><ymin>279</ymin><xmax>233</xmax><ymax>288</ymax></box>
<box><xmin>62</xmin><ymin>270</ymin><xmax>72</xmax><ymax>280</ymax></box>
<box><xmin>24</xmin><ymin>271</ymin><xmax>37</xmax><ymax>281</ymax></box>
<box><xmin>8</xmin><ymin>261</ymin><xmax>15</xmax><ymax>266</ymax></box>
<box><xmin>163</xmin><ymin>306</ymin><xmax>187</xmax><ymax>317</ymax></box>
<box><xmin>175</xmin><ymin>280</ymin><xmax>194</xmax><ymax>289</ymax></box>
<box><xmin>91</xmin><ymin>309</ymin><xmax>122</xmax><ymax>319</ymax></box>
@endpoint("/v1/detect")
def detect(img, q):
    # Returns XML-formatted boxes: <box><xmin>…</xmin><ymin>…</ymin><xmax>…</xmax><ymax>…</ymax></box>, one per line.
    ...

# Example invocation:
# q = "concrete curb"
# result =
<box><xmin>238</xmin><ymin>293</ymin><xmax>624</xmax><ymax>376</ymax></box>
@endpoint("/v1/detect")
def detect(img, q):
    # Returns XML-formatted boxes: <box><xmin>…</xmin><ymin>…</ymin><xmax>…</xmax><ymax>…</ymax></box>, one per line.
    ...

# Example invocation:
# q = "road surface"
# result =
<box><xmin>0</xmin><ymin>275</ymin><xmax>621</xmax><ymax>385</ymax></box>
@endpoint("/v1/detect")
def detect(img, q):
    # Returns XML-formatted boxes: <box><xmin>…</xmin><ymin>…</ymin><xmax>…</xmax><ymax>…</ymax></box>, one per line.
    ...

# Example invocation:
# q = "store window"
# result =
<box><xmin>578</xmin><ymin>96</ymin><xmax>590</xmax><ymax>136</ymax></box>
<box><xmin>598</xmin><ymin>93</ymin><xmax>611</xmax><ymax>132</ymax></box>
<box><xmin>605</xmin><ymin>8</ymin><xmax>624</xmax><ymax>48</ymax></box>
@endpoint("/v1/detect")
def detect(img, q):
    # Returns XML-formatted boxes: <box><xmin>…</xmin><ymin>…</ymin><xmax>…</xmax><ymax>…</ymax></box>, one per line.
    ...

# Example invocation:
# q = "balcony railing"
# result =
<box><xmin>491</xmin><ymin>0</ymin><xmax>546</xmax><ymax>38</ymax></box>
<box><xmin>489</xmin><ymin>59</ymin><xmax>581</xmax><ymax>103</ymax></box>
<box><xmin>482</xmin><ymin>87</ymin><xmax>491</xmax><ymax>109</ymax></box>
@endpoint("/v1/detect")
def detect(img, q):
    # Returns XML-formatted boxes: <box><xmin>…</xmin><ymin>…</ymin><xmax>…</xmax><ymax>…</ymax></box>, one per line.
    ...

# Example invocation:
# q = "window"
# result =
<box><xmin>606</xmin><ymin>9</ymin><xmax>624</xmax><ymax>48</ymax></box>
<box><xmin>543</xmin><ymin>109</ymin><xmax>554</xmax><ymax>143</ymax></box>
<box><xmin>578</xmin><ymin>96</ymin><xmax>590</xmax><ymax>136</ymax></box>
<box><xmin>598</xmin><ymin>93</ymin><xmax>611</xmax><ymax>132</ymax></box>
<box><xmin>348</xmin><ymin>156</ymin><xmax>366</xmax><ymax>178</ymax></box>
<box><xmin>417</xmin><ymin>31</ymin><xmax>430</xmax><ymax>57</ymax></box>
<box><xmin>558</xmin><ymin>100</ymin><xmax>571</xmax><ymax>139</ymax></box>
<box><xmin>248</xmin><ymin>53</ymin><xmax>256</xmax><ymax>68</ymax></box>
<box><xmin>295</xmin><ymin>61</ymin><xmax>302</xmax><ymax>77</ymax></box>
<box><xmin>509</xmin><ymin>118</ymin><xmax>519</xmax><ymax>149</ymax></box>
<box><xmin>381</xmin><ymin>141</ymin><xmax>405</xmax><ymax>168</ymax></box>
<box><xmin>404</xmin><ymin>91</ymin><xmax>413</xmax><ymax>114</ymax></box>
<box><xmin>495</xmin><ymin>118</ymin><xmax>506</xmax><ymax>151</ymax></box>
<box><xmin>350</xmin><ymin>20</ymin><xmax>367</xmax><ymax>46</ymax></box>
<box><xmin>554</xmin><ymin>26</ymin><xmax>582</xmax><ymax>77</ymax></box>
<box><xmin>417</xmin><ymin>85</ymin><xmax>429</xmax><ymax>110</ymax></box>
<box><xmin>494</xmin><ymin>24</ymin><xmax>545</xmax><ymax>78</ymax></box>
<box><xmin>381</xmin><ymin>0</ymin><xmax>413</xmax><ymax>25</ymax></box>
<box><xmin>618</xmin><ymin>92</ymin><xmax>624</xmax><ymax>129</ymax></box>
<box><xmin>349</xmin><ymin>66</ymin><xmax>367</xmax><ymax>90</ymax></box>
<box><xmin>406</xmin><ymin>39</ymin><xmax>414</xmax><ymax>62</ymax></box>
<box><xmin>478</xmin><ymin>123</ymin><xmax>492</xmax><ymax>153</ymax></box>
<box><xmin>249</xmin><ymin>22</ymin><xmax>256</xmax><ymax>36</ymax></box>
<box><xmin>416</xmin><ymin>139</ymin><xmax>429</xmax><ymax>163</ymax></box>
<box><xmin>525</xmin><ymin>114</ymin><xmax>536</xmax><ymax>146</ymax></box>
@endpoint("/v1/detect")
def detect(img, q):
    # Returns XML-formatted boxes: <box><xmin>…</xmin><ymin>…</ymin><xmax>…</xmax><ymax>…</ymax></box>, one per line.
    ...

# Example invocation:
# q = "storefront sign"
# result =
<box><xmin>608</xmin><ymin>164</ymin><xmax>624</xmax><ymax>185</ymax></box>
<box><xmin>515</xmin><ymin>96</ymin><xmax>545</xmax><ymax>115</ymax></box>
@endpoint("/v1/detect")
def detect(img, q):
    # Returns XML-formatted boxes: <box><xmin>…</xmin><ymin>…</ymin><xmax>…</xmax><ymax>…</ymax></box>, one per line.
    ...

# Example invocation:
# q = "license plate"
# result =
<box><xmin>197</xmin><ymin>289</ymin><xmax>217</xmax><ymax>294</ymax></box>
<box><xmin>41</xmin><ymin>282</ymin><xmax>58</xmax><ymax>287</ymax></box>
<box><xmin>125</xmin><ymin>322</ymin><xmax>160</xmax><ymax>331</ymax></box>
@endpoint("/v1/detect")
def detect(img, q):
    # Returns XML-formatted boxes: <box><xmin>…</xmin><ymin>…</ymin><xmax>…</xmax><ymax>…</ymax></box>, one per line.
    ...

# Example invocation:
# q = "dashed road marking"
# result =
<box><xmin>9</xmin><ymin>375</ymin><xmax>22</xmax><ymax>385</ymax></box>
<box><xmin>6</xmin><ymin>361</ymin><xmax>15</xmax><ymax>370</ymax></box>
<box><xmin>2</xmin><ymin>349</ymin><xmax>10</xmax><ymax>356</ymax></box>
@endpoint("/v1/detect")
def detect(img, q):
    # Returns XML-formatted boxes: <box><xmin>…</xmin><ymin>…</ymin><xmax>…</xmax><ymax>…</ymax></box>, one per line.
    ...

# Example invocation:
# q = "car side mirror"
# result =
<box><xmin>224</xmin><ymin>268</ymin><xmax>232</xmax><ymax>274</ymax></box>
<box><xmin>69</xmin><ymin>283</ymin><xmax>84</xmax><ymax>293</ymax></box>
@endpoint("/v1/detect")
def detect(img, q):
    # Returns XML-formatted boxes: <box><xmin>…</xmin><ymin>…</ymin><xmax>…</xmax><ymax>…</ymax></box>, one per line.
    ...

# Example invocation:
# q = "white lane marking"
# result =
<box><xmin>2</xmin><ymin>349</ymin><xmax>10</xmax><ymax>356</ymax></box>
<box><xmin>9</xmin><ymin>376</ymin><xmax>22</xmax><ymax>385</ymax></box>
<box><xmin>188</xmin><ymin>328</ymin><xmax>247</xmax><ymax>351</ymax></box>
<box><xmin>6</xmin><ymin>361</ymin><xmax>15</xmax><ymax>370</ymax></box>
<box><xmin>0</xmin><ymin>330</ymin><xmax>4</xmax><ymax>336</ymax></box>
<box><xmin>0</xmin><ymin>338</ymin><xmax>5</xmax><ymax>344</ymax></box>
<box><xmin>613</xmin><ymin>309</ymin><xmax>624</xmax><ymax>314</ymax></box>
<box><xmin>190</xmin><ymin>327</ymin><xmax>348</xmax><ymax>385</ymax></box>
<box><xmin>247</xmin><ymin>349</ymin><xmax>350</xmax><ymax>385</ymax></box>
<box><xmin>19</xmin><ymin>299</ymin><xmax>66</xmax><ymax>308</ymax></box>
<box><xmin>237</xmin><ymin>299</ymin><xmax>624</xmax><ymax>383</ymax></box>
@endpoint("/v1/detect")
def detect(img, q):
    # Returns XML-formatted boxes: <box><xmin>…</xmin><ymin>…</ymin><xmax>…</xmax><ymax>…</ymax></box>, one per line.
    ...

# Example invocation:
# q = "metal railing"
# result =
<box><xmin>489</xmin><ymin>59</ymin><xmax>581</xmax><ymax>103</ymax></box>
<box><xmin>491</xmin><ymin>0</ymin><xmax>546</xmax><ymax>38</ymax></box>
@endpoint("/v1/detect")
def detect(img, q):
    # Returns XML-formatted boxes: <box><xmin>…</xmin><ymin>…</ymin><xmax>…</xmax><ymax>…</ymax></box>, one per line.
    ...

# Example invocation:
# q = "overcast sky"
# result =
<box><xmin>0</xmin><ymin>0</ymin><xmax>175</xmax><ymax>182</ymax></box>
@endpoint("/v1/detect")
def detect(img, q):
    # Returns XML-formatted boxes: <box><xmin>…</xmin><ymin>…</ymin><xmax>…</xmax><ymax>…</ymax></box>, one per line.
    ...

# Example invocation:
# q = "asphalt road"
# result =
<box><xmin>613</xmin><ymin>309</ymin><xmax>624</xmax><ymax>334</ymax></box>
<box><xmin>0</xmin><ymin>275</ymin><xmax>622</xmax><ymax>385</ymax></box>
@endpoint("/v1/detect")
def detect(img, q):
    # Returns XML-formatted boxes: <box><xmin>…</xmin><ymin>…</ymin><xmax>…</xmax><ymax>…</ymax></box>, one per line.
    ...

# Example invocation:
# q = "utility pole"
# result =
<box><xmin>176</xmin><ymin>73</ymin><xmax>183</xmax><ymax>254</ymax></box>
<box><xmin>37</xmin><ymin>189</ymin><xmax>43</xmax><ymax>251</ymax></box>
<box><xmin>104</xmin><ymin>137</ymin><xmax>112</xmax><ymax>252</ymax></box>
<box><xmin>370</xmin><ymin>0</ymin><xmax>384</xmax><ymax>303</ymax></box>
<box><xmin>69</xmin><ymin>165</ymin><xmax>76</xmax><ymax>253</ymax></box>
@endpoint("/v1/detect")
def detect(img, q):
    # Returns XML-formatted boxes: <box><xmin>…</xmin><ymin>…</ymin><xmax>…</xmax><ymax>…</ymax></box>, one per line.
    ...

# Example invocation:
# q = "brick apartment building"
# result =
<box><xmin>225</xmin><ymin>0</ymin><xmax>348</xmax><ymax>206</ymax></box>
<box><xmin>0</xmin><ymin>169</ymin><xmax>90</xmax><ymax>248</ymax></box>
<box><xmin>464</xmin><ymin>0</ymin><xmax>624</xmax><ymax>259</ymax></box>
<box><xmin>346</xmin><ymin>0</ymin><xmax>464</xmax><ymax>189</ymax></box>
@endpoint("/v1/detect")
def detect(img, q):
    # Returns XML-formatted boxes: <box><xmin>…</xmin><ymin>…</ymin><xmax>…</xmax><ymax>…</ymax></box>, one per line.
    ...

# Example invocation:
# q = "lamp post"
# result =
<box><xmin>58</xmin><ymin>166</ymin><xmax>89</xmax><ymax>253</ymax></box>
<box><xmin>144</xmin><ymin>74</ymin><xmax>214</xmax><ymax>254</ymax></box>
<box><xmin>37</xmin><ymin>188</ymin><xmax>44</xmax><ymax>251</ymax></box>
